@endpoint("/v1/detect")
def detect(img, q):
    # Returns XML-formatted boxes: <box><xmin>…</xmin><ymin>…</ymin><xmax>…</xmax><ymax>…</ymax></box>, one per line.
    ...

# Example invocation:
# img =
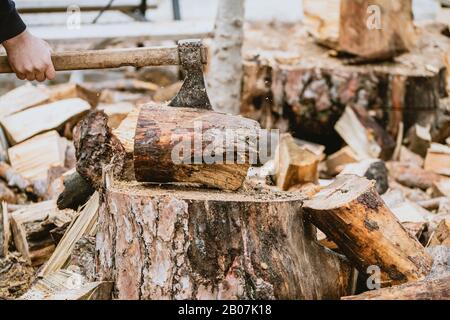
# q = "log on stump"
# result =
<box><xmin>242</xmin><ymin>23</ymin><xmax>448</xmax><ymax>144</ymax></box>
<box><xmin>303</xmin><ymin>175</ymin><xmax>433</xmax><ymax>286</ymax></box>
<box><xmin>134</xmin><ymin>104</ymin><xmax>261</xmax><ymax>191</ymax></box>
<box><xmin>96</xmin><ymin>177</ymin><xmax>357</xmax><ymax>300</ymax></box>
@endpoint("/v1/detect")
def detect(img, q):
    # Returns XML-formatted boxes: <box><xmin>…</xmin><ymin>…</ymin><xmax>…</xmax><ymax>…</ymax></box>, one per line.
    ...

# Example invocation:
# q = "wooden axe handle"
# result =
<box><xmin>0</xmin><ymin>45</ymin><xmax>208</xmax><ymax>73</ymax></box>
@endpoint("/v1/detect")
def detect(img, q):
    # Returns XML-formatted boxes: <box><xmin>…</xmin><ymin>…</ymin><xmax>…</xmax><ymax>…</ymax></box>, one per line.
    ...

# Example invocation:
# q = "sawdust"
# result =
<box><xmin>0</xmin><ymin>252</ymin><xmax>36</xmax><ymax>299</ymax></box>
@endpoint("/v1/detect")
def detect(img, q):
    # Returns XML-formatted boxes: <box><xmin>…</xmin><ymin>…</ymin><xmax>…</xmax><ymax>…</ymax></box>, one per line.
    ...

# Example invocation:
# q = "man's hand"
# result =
<box><xmin>2</xmin><ymin>30</ymin><xmax>55</xmax><ymax>82</ymax></box>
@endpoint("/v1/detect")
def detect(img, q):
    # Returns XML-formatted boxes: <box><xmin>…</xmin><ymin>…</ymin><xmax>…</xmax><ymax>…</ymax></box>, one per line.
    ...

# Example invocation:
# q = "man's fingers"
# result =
<box><xmin>16</xmin><ymin>73</ymin><xmax>26</xmax><ymax>80</ymax></box>
<box><xmin>35</xmin><ymin>71</ymin><xmax>46</xmax><ymax>82</ymax></box>
<box><xmin>25</xmin><ymin>72</ymin><xmax>35</xmax><ymax>81</ymax></box>
<box><xmin>45</xmin><ymin>63</ymin><xmax>56</xmax><ymax>80</ymax></box>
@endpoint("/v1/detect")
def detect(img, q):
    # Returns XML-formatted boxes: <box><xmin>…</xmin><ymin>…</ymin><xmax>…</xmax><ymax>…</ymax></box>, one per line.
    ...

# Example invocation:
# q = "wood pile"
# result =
<box><xmin>0</xmin><ymin>3</ymin><xmax>449</xmax><ymax>300</ymax></box>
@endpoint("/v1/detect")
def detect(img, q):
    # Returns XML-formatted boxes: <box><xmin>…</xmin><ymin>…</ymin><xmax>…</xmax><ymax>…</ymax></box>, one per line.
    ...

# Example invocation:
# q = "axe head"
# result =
<box><xmin>169</xmin><ymin>39</ymin><xmax>212</xmax><ymax>110</ymax></box>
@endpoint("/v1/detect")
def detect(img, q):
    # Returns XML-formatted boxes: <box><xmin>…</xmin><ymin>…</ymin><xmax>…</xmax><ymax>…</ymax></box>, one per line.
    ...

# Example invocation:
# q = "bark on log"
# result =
<box><xmin>133</xmin><ymin>104</ymin><xmax>260</xmax><ymax>191</ymax></box>
<box><xmin>242</xmin><ymin>23</ymin><xmax>448</xmax><ymax>144</ymax></box>
<box><xmin>73</xmin><ymin>111</ymin><xmax>127</xmax><ymax>189</ymax></box>
<box><xmin>96</xmin><ymin>176</ymin><xmax>357</xmax><ymax>300</ymax></box>
<box><xmin>303</xmin><ymin>175</ymin><xmax>433</xmax><ymax>286</ymax></box>
<box><xmin>338</xmin><ymin>0</ymin><xmax>417</xmax><ymax>60</ymax></box>
<box><xmin>207</xmin><ymin>0</ymin><xmax>245</xmax><ymax>114</ymax></box>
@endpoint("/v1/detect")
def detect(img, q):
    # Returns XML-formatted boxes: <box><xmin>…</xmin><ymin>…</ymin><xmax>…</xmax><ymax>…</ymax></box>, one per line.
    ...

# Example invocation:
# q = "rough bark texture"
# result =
<box><xmin>303</xmin><ymin>175</ymin><xmax>433</xmax><ymax>287</ymax></box>
<box><xmin>207</xmin><ymin>0</ymin><xmax>245</xmax><ymax>114</ymax></box>
<box><xmin>242</xmin><ymin>23</ymin><xmax>448</xmax><ymax>148</ymax></box>
<box><xmin>339</xmin><ymin>0</ymin><xmax>417</xmax><ymax>60</ymax></box>
<box><xmin>96</xmin><ymin>177</ymin><xmax>357</xmax><ymax>300</ymax></box>
<box><xmin>134</xmin><ymin>104</ymin><xmax>260</xmax><ymax>191</ymax></box>
<box><xmin>73</xmin><ymin>110</ymin><xmax>127</xmax><ymax>189</ymax></box>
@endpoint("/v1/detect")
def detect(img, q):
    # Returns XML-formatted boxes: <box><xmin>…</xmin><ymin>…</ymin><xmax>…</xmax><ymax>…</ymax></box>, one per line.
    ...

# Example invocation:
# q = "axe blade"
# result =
<box><xmin>169</xmin><ymin>39</ymin><xmax>212</xmax><ymax>110</ymax></box>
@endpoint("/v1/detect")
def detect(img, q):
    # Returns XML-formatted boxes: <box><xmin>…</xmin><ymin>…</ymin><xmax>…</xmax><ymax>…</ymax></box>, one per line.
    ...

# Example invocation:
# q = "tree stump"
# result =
<box><xmin>242</xmin><ymin>23</ymin><xmax>449</xmax><ymax>147</ymax></box>
<box><xmin>96</xmin><ymin>177</ymin><xmax>357</xmax><ymax>300</ymax></box>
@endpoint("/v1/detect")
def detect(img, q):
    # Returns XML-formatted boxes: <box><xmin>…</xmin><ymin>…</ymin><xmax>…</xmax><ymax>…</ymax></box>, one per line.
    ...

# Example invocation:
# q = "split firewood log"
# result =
<box><xmin>304</xmin><ymin>0</ymin><xmax>417</xmax><ymax>61</ymax></box>
<box><xmin>387</xmin><ymin>161</ymin><xmax>442</xmax><ymax>190</ymax></box>
<box><xmin>274</xmin><ymin>134</ymin><xmax>319</xmax><ymax>191</ymax></box>
<box><xmin>326</xmin><ymin>146</ymin><xmax>360</xmax><ymax>176</ymax></box>
<box><xmin>0</xmin><ymin>84</ymin><xmax>49</xmax><ymax>119</ymax></box>
<box><xmin>303</xmin><ymin>175</ymin><xmax>433</xmax><ymax>286</ymax></box>
<box><xmin>338</xmin><ymin>0</ymin><xmax>417</xmax><ymax>60</ymax></box>
<box><xmin>424</xmin><ymin>143</ymin><xmax>450</xmax><ymax>177</ymax></box>
<box><xmin>10</xmin><ymin>201</ymin><xmax>77</xmax><ymax>266</ymax></box>
<box><xmin>427</xmin><ymin>220</ymin><xmax>450</xmax><ymax>247</ymax></box>
<box><xmin>0</xmin><ymin>203</ymin><xmax>10</xmax><ymax>258</ymax></box>
<box><xmin>408</xmin><ymin>124</ymin><xmax>432</xmax><ymax>158</ymax></box>
<box><xmin>1</xmin><ymin>98</ymin><xmax>91</xmax><ymax>145</ymax></box>
<box><xmin>74</xmin><ymin>105</ymin><xmax>262</xmax><ymax>191</ymax></box>
<box><xmin>335</xmin><ymin>106</ymin><xmax>395</xmax><ymax>160</ymax></box>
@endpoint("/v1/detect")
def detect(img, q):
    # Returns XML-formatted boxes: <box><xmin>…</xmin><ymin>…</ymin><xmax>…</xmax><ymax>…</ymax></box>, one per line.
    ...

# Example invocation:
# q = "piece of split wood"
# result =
<box><xmin>303</xmin><ymin>0</ymin><xmax>340</xmax><ymax>49</ymax></box>
<box><xmin>20</xmin><ymin>270</ymin><xmax>112</xmax><ymax>300</ymax></box>
<box><xmin>7</xmin><ymin>130</ymin><xmax>67</xmax><ymax>182</ymax></box>
<box><xmin>387</xmin><ymin>161</ymin><xmax>441</xmax><ymax>190</ymax></box>
<box><xmin>1</xmin><ymin>98</ymin><xmax>91</xmax><ymax>145</ymax></box>
<box><xmin>408</xmin><ymin>124</ymin><xmax>432</xmax><ymax>158</ymax></box>
<box><xmin>326</xmin><ymin>146</ymin><xmax>360</xmax><ymax>176</ymax></box>
<box><xmin>398</xmin><ymin>146</ymin><xmax>424</xmax><ymax>167</ymax></box>
<box><xmin>335</xmin><ymin>107</ymin><xmax>381</xmax><ymax>159</ymax></box>
<box><xmin>275</xmin><ymin>134</ymin><xmax>319</xmax><ymax>191</ymax></box>
<box><xmin>424</xmin><ymin>143</ymin><xmax>450</xmax><ymax>177</ymax></box>
<box><xmin>432</xmin><ymin>177</ymin><xmax>450</xmax><ymax>198</ymax></box>
<box><xmin>97</xmin><ymin>102</ymin><xmax>135</xmax><ymax>129</ymax></box>
<box><xmin>1</xmin><ymin>202</ymin><xmax>10</xmax><ymax>258</ymax></box>
<box><xmin>382</xmin><ymin>189</ymin><xmax>434</xmax><ymax>224</ymax></box>
<box><xmin>0</xmin><ymin>84</ymin><xmax>49</xmax><ymax>119</ymax></box>
<box><xmin>39</xmin><ymin>192</ymin><xmax>99</xmax><ymax>277</ymax></box>
<box><xmin>10</xmin><ymin>200</ymin><xmax>77</xmax><ymax>266</ymax></box>
<box><xmin>338</xmin><ymin>0</ymin><xmax>416</xmax><ymax>60</ymax></box>
<box><xmin>427</xmin><ymin>219</ymin><xmax>450</xmax><ymax>247</ymax></box>
<box><xmin>48</xmin><ymin>83</ymin><xmax>99</xmax><ymax>107</ymax></box>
